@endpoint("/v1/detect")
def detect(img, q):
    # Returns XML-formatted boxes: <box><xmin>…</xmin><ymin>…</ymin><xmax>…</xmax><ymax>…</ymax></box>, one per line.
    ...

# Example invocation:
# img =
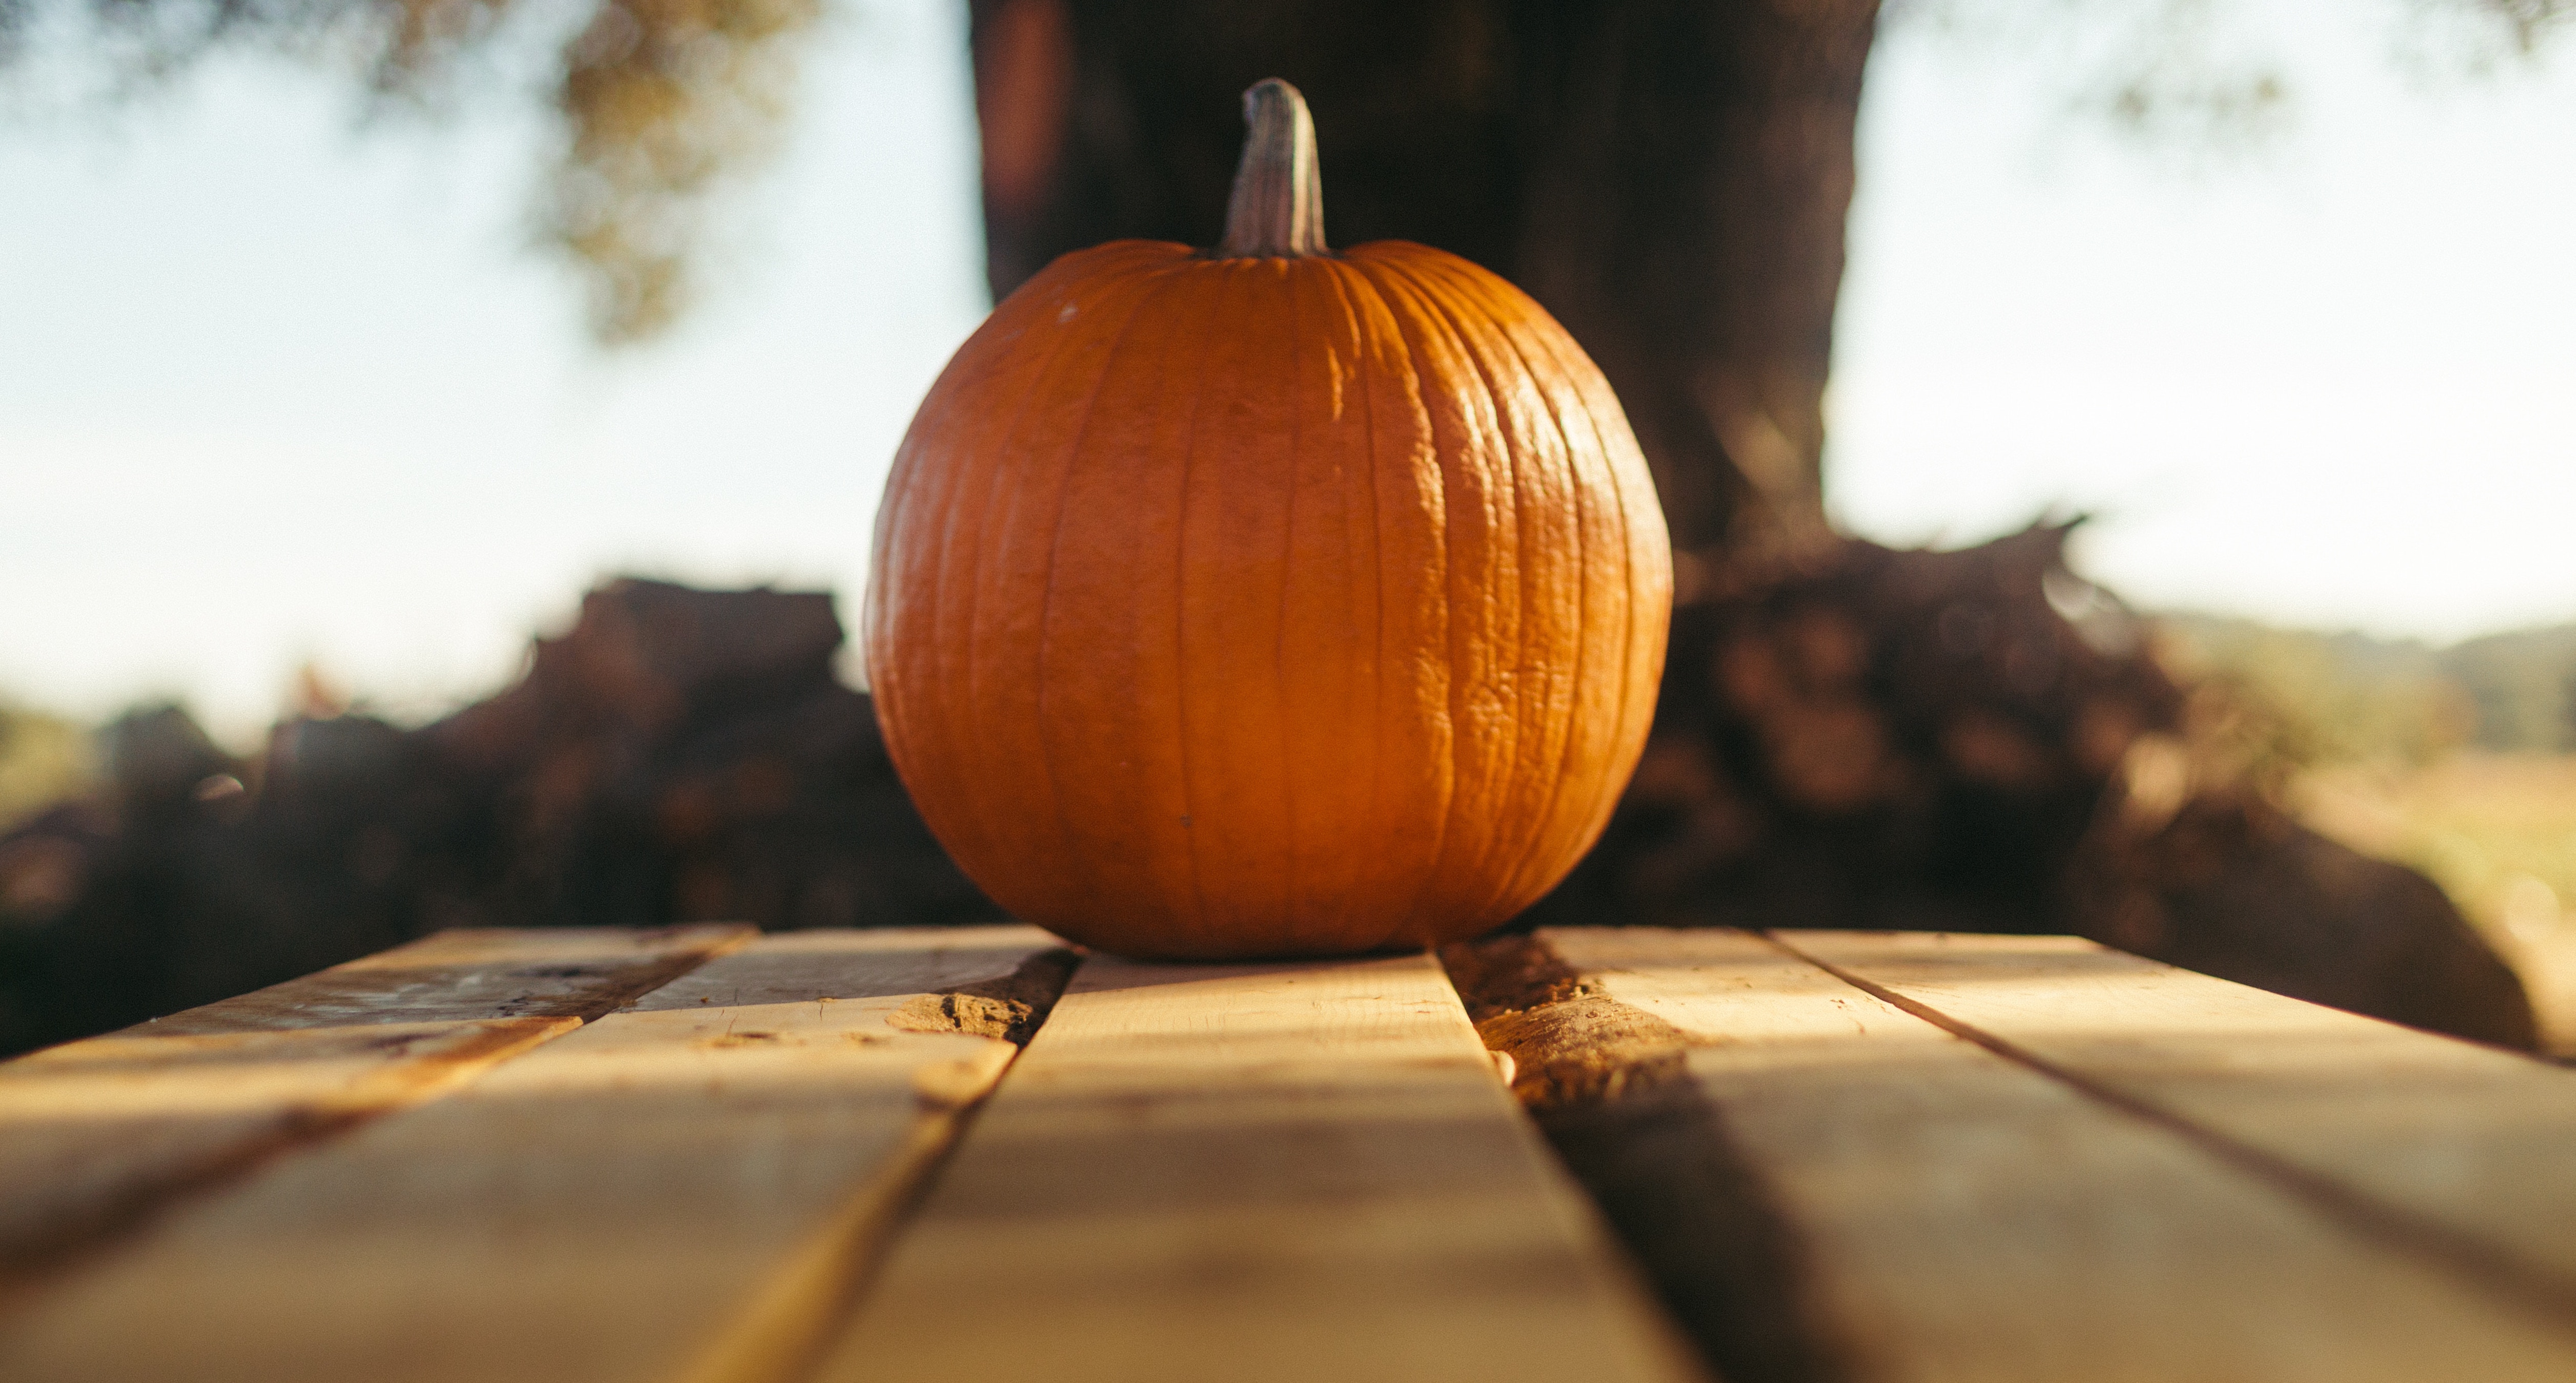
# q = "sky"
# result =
<box><xmin>1836</xmin><ymin>2</ymin><xmax>2576</xmax><ymax>638</ymax></box>
<box><xmin>3</xmin><ymin>0</ymin><xmax>2572</xmax><ymax>742</ymax></box>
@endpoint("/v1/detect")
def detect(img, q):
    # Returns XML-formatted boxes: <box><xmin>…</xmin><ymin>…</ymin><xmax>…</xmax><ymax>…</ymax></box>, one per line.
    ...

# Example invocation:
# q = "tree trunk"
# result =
<box><xmin>965</xmin><ymin>0</ymin><xmax>1881</xmax><ymax>560</ymax></box>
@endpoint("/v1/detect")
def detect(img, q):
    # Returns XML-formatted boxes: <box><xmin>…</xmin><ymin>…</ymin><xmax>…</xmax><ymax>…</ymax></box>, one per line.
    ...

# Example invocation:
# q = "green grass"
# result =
<box><xmin>2295</xmin><ymin>754</ymin><xmax>2576</xmax><ymax>1050</ymax></box>
<box><xmin>0</xmin><ymin>703</ymin><xmax>94</xmax><ymax>833</ymax></box>
<box><xmin>2152</xmin><ymin>613</ymin><xmax>2576</xmax><ymax>1048</ymax></box>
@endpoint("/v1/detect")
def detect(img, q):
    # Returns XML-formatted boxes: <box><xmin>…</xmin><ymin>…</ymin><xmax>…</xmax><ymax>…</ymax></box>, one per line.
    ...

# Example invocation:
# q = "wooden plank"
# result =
<box><xmin>1509</xmin><ymin>927</ymin><xmax>2576</xmax><ymax>1383</ymax></box>
<box><xmin>0</xmin><ymin>925</ymin><xmax>1071</xmax><ymax>1383</ymax></box>
<box><xmin>139</xmin><ymin>924</ymin><xmax>758</xmax><ymax>1034</ymax></box>
<box><xmin>1778</xmin><ymin>929</ymin><xmax>2576</xmax><ymax>1327</ymax></box>
<box><xmin>0</xmin><ymin>924</ymin><xmax>749</xmax><ymax>1289</ymax></box>
<box><xmin>810</xmin><ymin>951</ymin><xmax>1705</xmax><ymax>1383</ymax></box>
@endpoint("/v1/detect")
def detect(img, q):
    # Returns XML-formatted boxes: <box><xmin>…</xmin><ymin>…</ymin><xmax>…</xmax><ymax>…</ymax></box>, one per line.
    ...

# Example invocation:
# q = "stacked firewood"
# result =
<box><xmin>411</xmin><ymin>580</ymin><xmax>993</xmax><ymax>935</ymax></box>
<box><xmin>0</xmin><ymin>580</ymin><xmax>999</xmax><ymax>1055</ymax></box>
<box><xmin>1526</xmin><ymin>522</ymin><xmax>2535</xmax><ymax>1048</ymax></box>
<box><xmin>1531</xmin><ymin>522</ymin><xmax>2176</xmax><ymax>934</ymax></box>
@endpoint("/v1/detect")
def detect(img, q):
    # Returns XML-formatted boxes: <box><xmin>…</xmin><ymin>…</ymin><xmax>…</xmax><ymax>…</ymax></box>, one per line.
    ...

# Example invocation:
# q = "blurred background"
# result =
<box><xmin>3</xmin><ymin>0</ymin><xmax>2571</xmax><ymax>1053</ymax></box>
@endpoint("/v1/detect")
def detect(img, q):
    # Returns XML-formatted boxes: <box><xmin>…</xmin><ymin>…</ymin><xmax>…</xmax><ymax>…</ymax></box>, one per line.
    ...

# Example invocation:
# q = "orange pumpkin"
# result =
<box><xmin>865</xmin><ymin>80</ymin><xmax>1670</xmax><ymax>958</ymax></box>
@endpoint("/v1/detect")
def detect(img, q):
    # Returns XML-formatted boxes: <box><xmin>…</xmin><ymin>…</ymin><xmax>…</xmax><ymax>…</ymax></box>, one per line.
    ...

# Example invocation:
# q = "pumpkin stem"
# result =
<box><xmin>1217</xmin><ymin>79</ymin><xmax>1328</xmax><ymax>258</ymax></box>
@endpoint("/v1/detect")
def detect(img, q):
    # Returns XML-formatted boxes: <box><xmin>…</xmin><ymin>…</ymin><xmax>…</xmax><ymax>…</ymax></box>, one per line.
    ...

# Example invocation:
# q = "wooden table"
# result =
<box><xmin>4</xmin><ymin>924</ymin><xmax>2574</xmax><ymax>1382</ymax></box>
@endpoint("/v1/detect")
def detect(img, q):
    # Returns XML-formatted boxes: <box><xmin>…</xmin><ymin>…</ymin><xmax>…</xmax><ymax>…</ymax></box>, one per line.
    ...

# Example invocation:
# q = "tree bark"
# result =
<box><xmin>965</xmin><ymin>0</ymin><xmax>1881</xmax><ymax>558</ymax></box>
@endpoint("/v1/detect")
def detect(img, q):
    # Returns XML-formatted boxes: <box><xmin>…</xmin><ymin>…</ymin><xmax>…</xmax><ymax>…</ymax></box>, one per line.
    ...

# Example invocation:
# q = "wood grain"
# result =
<box><xmin>0</xmin><ymin>925</ymin><xmax>1065</xmax><ymax>1383</ymax></box>
<box><xmin>1778</xmin><ymin>929</ymin><xmax>2576</xmax><ymax>1327</ymax></box>
<box><xmin>811</xmin><ymin>951</ymin><xmax>1705</xmax><ymax>1383</ymax></box>
<box><xmin>0</xmin><ymin>924</ymin><xmax>748</xmax><ymax>1287</ymax></box>
<box><xmin>1523</xmin><ymin>927</ymin><xmax>2576</xmax><ymax>1382</ymax></box>
<box><xmin>137</xmin><ymin>924</ymin><xmax>758</xmax><ymax>1034</ymax></box>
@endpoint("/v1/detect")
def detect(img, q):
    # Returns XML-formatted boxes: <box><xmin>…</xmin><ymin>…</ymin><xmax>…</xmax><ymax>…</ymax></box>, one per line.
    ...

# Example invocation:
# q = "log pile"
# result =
<box><xmin>1533</xmin><ymin>522</ymin><xmax>2177</xmax><ymax>935</ymax></box>
<box><xmin>0</xmin><ymin>546</ymin><xmax>2537</xmax><ymax>1057</ymax></box>
<box><xmin>0</xmin><ymin>580</ymin><xmax>999</xmax><ymax>1055</ymax></box>
<box><xmin>410</xmin><ymin>580</ymin><xmax>991</xmax><ymax>935</ymax></box>
<box><xmin>1526</xmin><ymin>522</ymin><xmax>2536</xmax><ymax>1048</ymax></box>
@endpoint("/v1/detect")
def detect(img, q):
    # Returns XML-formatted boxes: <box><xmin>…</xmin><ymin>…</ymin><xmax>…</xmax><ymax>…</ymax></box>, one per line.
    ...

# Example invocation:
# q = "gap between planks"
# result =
<box><xmin>1773</xmin><ymin>929</ymin><xmax>2576</xmax><ymax>1338</ymax></box>
<box><xmin>0</xmin><ymin>925</ymin><xmax>1070</xmax><ymax>1383</ymax></box>
<box><xmin>811</xmin><ymin>949</ymin><xmax>1708</xmax><ymax>1383</ymax></box>
<box><xmin>0</xmin><ymin>923</ymin><xmax>752</xmax><ymax>1302</ymax></box>
<box><xmin>1497</xmin><ymin>927</ymin><xmax>2576</xmax><ymax>1383</ymax></box>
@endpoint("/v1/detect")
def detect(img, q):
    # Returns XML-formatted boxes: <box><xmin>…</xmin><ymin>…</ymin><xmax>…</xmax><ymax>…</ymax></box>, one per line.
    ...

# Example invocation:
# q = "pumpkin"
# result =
<box><xmin>865</xmin><ymin>79</ymin><xmax>1671</xmax><ymax>958</ymax></box>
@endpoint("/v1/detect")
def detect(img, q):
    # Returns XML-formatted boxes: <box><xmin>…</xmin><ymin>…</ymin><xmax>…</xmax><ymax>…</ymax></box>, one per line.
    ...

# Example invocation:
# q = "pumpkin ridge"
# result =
<box><xmin>894</xmin><ymin>266</ymin><xmax>1098</xmax><ymax>877</ymax></box>
<box><xmin>1510</xmin><ymin>332</ymin><xmax>1631</xmax><ymax>914</ymax></box>
<box><xmin>1484</xmin><ymin>282</ymin><xmax>1621</xmax><ymax>916</ymax></box>
<box><xmin>1413</xmin><ymin>258</ymin><xmax>1594</xmax><ymax>923</ymax></box>
<box><xmin>871</xmin><ymin>370</ymin><xmax>977</xmax><ymax>837</ymax></box>
<box><xmin>1395</xmin><ymin>256</ymin><xmax>1506</xmax><ymax>940</ymax></box>
<box><xmin>1145</xmin><ymin>265</ymin><xmax>1224</xmax><ymax>948</ymax></box>
<box><xmin>1442</xmin><ymin>253</ymin><xmax>1658</xmax><ymax>912</ymax></box>
<box><xmin>1274</xmin><ymin>263</ymin><xmax>1303</xmax><ymax>934</ymax></box>
<box><xmin>1280</xmin><ymin>259</ymin><xmax>1387</xmax><ymax>948</ymax></box>
<box><xmin>1355</xmin><ymin>249</ymin><xmax>1544</xmax><ymax>932</ymax></box>
<box><xmin>1337</xmin><ymin>252</ymin><xmax>1473</xmax><ymax>937</ymax></box>
<box><xmin>1167</xmin><ymin>262</ymin><xmax>1261</xmax><ymax>949</ymax></box>
<box><xmin>952</xmin><ymin>270</ymin><xmax>1138</xmax><ymax>889</ymax></box>
<box><xmin>1409</xmin><ymin>257</ymin><xmax>1569</xmax><ymax>926</ymax></box>
<box><xmin>1321</xmin><ymin>255</ymin><xmax>1449</xmax><ymax>953</ymax></box>
<box><xmin>1480</xmin><ymin>256</ymin><xmax>1669</xmax><ymax>894</ymax></box>
<box><xmin>1243</xmin><ymin>259</ymin><xmax>1314</xmax><ymax>943</ymax></box>
<box><xmin>1510</xmin><ymin>285</ymin><xmax>1659</xmax><ymax>911</ymax></box>
<box><xmin>1388</xmin><ymin>249</ymin><xmax>1616</xmax><ymax>920</ymax></box>
<box><xmin>1314</xmin><ymin>258</ymin><xmax>1394</xmax><ymax>945</ymax></box>
<box><xmin>1029</xmin><ymin>263</ymin><xmax>1197</xmax><ymax>925</ymax></box>
<box><xmin>925</xmin><ymin>258</ymin><xmax>1179</xmax><ymax>904</ymax></box>
<box><xmin>1277</xmin><ymin>260</ymin><xmax>1382</xmax><ymax>946</ymax></box>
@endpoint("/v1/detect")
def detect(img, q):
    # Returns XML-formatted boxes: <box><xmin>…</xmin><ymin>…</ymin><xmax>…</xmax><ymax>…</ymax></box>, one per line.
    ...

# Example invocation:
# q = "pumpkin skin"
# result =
<box><xmin>866</xmin><ymin>95</ymin><xmax>1670</xmax><ymax>958</ymax></box>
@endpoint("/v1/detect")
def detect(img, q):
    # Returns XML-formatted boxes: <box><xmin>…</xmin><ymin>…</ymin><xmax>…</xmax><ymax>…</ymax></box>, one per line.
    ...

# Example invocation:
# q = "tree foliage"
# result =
<box><xmin>0</xmin><ymin>0</ymin><xmax>2565</xmax><ymax>345</ymax></box>
<box><xmin>3</xmin><ymin>0</ymin><xmax>822</xmax><ymax>342</ymax></box>
<box><xmin>1893</xmin><ymin>0</ymin><xmax>2574</xmax><ymax>146</ymax></box>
